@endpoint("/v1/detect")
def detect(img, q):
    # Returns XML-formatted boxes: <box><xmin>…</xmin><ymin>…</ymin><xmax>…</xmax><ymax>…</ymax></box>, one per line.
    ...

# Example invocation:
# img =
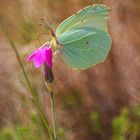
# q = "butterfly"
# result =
<box><xmin>29</xmin><ymin>4</ymin><xmax>112</xmax><ymax>70</ymax></box>
<box><xmin>55</xmin><ymin>4</ymin><xmax>112</xmax><ymax>70</ymax></box>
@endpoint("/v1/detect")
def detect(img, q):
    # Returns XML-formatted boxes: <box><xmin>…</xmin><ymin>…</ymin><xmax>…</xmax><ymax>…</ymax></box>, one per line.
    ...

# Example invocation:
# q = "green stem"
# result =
<box><xmin>44</xmin><ymin>65</ymin><xmax>56</xmax><ymax>140</ymax></box>
<box><xmin>8</xmin><ymin>40</ymin><xmax>53</xmax><ymax>140</ymax></box>
<box><xmin>50</xmin><ymin>92</ymin><xmax>57</xmax><ymax>140</ymax></box>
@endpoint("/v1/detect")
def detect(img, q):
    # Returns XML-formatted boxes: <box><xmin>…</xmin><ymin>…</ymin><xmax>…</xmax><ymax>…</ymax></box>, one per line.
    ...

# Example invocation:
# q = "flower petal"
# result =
<box><xmin>33</xmin><ymin>47</ymin><xmax>46</xmax><ymax>68</ymax></box>
<box><xmin>27</xmin><ymin>42</ymin><xmax>53</xmax><ymax>68</ymax></box>
<box><xmin>27</xmin><ymin>51</ymin><xmax>37</xmax><ymax>62</ymax></box>
<box><xmin>45</xmin><ymin>47</ymin><xmax>52</xmax><ymax>68</ymax></box>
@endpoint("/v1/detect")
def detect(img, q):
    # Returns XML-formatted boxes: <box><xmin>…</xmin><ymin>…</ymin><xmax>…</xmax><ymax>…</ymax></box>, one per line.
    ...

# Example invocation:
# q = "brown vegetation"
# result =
<box><xmin>0</xmin><ymin>0</ymin><xmax>140</xmax><ymax>140</ymax></box>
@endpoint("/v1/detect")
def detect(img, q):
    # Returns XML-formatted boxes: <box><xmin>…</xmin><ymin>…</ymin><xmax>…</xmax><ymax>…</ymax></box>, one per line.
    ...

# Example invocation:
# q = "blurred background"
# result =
<box><xmin>1</xmin><ymin>0</ymin><xmax>140</xmax><ymax>140</ymax></box>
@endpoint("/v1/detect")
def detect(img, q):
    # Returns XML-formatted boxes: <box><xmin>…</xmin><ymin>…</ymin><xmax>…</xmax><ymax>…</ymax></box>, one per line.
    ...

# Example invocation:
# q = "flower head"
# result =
<box><xmin>27</xmin><ymin>43</ymin><xmax>52</xmax><ymax>68</ymax></box>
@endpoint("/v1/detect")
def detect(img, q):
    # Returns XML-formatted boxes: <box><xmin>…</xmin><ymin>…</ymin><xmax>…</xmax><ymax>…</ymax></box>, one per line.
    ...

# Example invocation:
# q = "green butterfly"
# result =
<box><xmin>30</xmin><ymin>5</ymin><xmax>111</xmax><ymax>70</ymax></box>
<box><xmin>55</xmin><ymin>4</ymin><xmax>112</xmax><ymax>70</ymax></box>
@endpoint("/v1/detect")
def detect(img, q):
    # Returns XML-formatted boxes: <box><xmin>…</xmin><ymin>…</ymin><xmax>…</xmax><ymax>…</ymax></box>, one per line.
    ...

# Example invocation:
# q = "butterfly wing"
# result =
<box><xmin>56</xmin><ymin>4</ymin><xmax>108</xmax><ymax>36</ymax></box>
<box><xmin>56</xmin><ymin>5</ymin><xmax>112</xmax><ymax>70</ymax></box>
<box><xmin>58</xmin><ymin>27</ymin><xmax>111</xmax><ymax>70</ymax></box>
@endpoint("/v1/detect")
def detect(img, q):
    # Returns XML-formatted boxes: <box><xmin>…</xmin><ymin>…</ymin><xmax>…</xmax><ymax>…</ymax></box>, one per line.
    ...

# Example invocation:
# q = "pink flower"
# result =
<box><xmin>27</xmin><ymin>43</ymin><xmax>52</xmax><ymax>68</ymax></box>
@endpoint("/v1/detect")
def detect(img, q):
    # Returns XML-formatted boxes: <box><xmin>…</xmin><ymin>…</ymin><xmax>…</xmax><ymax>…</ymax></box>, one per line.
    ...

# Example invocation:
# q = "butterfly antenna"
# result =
<box><xmin>38</xmin><ymin>23</ymin><xmax>49</xmax><ymax>40</ymax></box>
<box><xmin>40</xmin><ymin>19</ymin><xmax>55</xmax><ymax>37</ymax></box>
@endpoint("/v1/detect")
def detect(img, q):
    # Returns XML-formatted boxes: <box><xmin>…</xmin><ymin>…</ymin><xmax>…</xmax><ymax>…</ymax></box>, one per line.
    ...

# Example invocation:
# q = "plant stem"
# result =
<box><xmin>7</xmin><ymin>39</ymin><xmax>53</xmax><ymax>140</ymax></box>
<box><xmin>44</xmin><ymin>65</ymin><xmax>57</xmax><ymax>140</ymax></box>
<box><xmin>50</xmin><ymin>92</ymin><xmax>57</xmax><ymax>140</ymax></box>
